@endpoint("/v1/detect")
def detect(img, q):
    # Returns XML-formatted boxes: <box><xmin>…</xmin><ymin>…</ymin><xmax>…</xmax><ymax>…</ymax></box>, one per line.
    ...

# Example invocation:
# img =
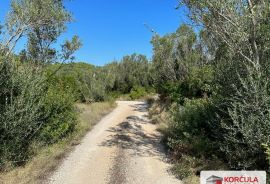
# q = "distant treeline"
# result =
<box><xmin>46</xmin><ymin>54</ymin><xmax>154</xmax><ymax>103</ymax></box>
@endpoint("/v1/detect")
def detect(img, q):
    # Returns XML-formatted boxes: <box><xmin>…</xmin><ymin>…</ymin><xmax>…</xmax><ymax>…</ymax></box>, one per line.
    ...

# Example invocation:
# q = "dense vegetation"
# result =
<box><xmin>0</xmin><ymin>0</ymin><xmax>153</xmax><ymax>170</ymax></box>
<box><xmin>149</xmin><ymin>0</ymin><xmax>270</xmax><ymax>180</ymax></box>
<box><xmin>47</xmin><ymin>54</ymin><xmax>153</xmax><ymax>103</ymax></box>
<box><xmin>1</xmin><ymin>0</ymin><xmax>270</xmax><ymax>182</ymax></box>
<box><xmin>0</xmin><ymin>0</ymin><xmax>82</xmax><ymax>169</ymax></box>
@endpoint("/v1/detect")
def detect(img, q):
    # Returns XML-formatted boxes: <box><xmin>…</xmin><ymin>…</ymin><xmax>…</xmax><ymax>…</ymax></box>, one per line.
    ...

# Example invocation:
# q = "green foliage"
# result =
<box><xmin>152</xmin><ymin>24</ymin><xmax>203</xmax><ymax>89</ymax></box>
<box><xmin>192</xmin><ymin>0</ymin><xmax>270</xmax><ymax>169</ymax></box>
<box><xmin>3</xmin><ymin>0</ymin><xmax>73</xmax><ymax>59</ymax></box>
<box><xmin>111</xmin><ymin>54</ymin><xmax>152</xmax><ymax>94</ymax></box>
<box><xmin>46</xmin><ymin>63</ymin><xmax>106</xmax><ymax>102</ymax></box>
<box><xmin>157</xmin><ymin>65</ymin><xmax>214</xmax><ymax>103</ymax></box>
<box><xmin>172</xmin><ymin>154</ymin><xmax>227</xmax><ymax>183</ymax></box>
<box><xmin>38</xmin><ymin>87</ymin><xmax>77</xmax><ymax>144</ymax></box>
<box><xmin>158</xmin><ymin>82</ymin><xmax>182</xmax><ymax>102</ymax></box>
<box><xmin>46</xmin><ymin>53</ymin><xmax>153</xmax><ymax>103</ymax></box>
<box><xmin>172</xmin><ymin>156</ymin><xmax>194</xmax><ymax>180</ymax></box>
<box><xmin>61</xmin><ymin>36</ymin><xmax>82</xmax><ymax>62</ymax></box>
<box><xmin>214</xmin><ymin>71</ymin><xmax>270</xmax><ymax>169</ymax></box>
<box><xmin>152</xmin><ymin>24</ymin><xmax>213</xmax><ymax>103</ymax></box>
<box><xmin>0</xmin><ymin>60</ymin><xmax>47</xmax><ymax>166</ymax></box>
<box><xmin>129</xmin><ymin>86</ymin><xmax>147</xmax><ymax>100</ymax></box>
<box><xmin>153</xmin><ymin>0</ymin><xmax>270</xmax><ymax>175</ymax></box>
<box><xmin>184</xmin><ymin>66</ymin><xmax>214</xmax><ymax>98</ymax></box>
<box><xmin>0</xmin><ymin>0</ymin><xmax>81</xmax><ymax>170</ymax></box>
<box><xmin>0</xmin><ymin>60</ymin><xmax>77</xmax><ymax>168</ymax></box>
<box><xmin>167</xmin><ymin>98</ymin><xmax>215</xmax><ymax>157</ymax></box>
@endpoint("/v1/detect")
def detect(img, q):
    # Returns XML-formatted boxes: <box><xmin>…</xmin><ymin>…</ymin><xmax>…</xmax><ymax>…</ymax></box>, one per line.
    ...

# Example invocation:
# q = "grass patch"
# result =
<box><xmin>171</xmin><ymin>155</ymin><xmax>227</xmax><ymax>182</ymax></box>
<box><xmin>0</xmin><ymin>101</ymin><xmax>116</xmax><ymax>184</ymax></box>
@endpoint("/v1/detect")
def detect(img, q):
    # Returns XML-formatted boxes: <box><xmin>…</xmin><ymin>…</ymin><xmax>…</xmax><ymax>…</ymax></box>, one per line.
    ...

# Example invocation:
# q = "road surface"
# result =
<box><xmin>47</xmin><ymin>101</ymin><xmax>181</xmax><ymax>184</ymax></box>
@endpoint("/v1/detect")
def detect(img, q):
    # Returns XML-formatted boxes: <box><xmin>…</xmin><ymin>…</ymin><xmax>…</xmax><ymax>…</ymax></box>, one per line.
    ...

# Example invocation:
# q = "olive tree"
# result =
<box><xmin>180</xmin><ymin>0</ymin><xmax>270</xmax><ymax>169</ymax></box>
<box><xmin>0</xmin><ymin>0</ymin><xmax>80</xmax><ymax>168</ymax></box>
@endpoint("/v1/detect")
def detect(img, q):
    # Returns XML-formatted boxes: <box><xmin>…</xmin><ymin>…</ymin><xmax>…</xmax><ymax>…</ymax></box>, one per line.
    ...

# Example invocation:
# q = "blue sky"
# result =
<box><xmin>0</xmin><ymin>0</ymin><xmax>189</xmax><ymax>66</ymax></box>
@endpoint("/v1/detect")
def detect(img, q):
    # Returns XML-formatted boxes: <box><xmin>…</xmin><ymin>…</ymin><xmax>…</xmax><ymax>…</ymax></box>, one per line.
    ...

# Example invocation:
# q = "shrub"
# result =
<box><xmin>165</xmin><ymin>69</ymin><xmax>270</xmax><ymax>171</ymax></box>
<box><xmin>129</xmin><ymin>86</ymin><xmax>147</xmax><ymax>100</ymax></box>
<box><xmin>158</xmin><ymin>82</ymin><xmax>183</xmax><ymax>103</ymax></box>
<box><xmin>167</xmin><ymin>98</ymin><xmax>216</xmax><ymax>158</ymax></box>
<box><xmin>156</xmin><ymin>66</ymin><xmax>214</xmax><ymax>104</ymax></box>
<box><xmin>184</xmin><ymin>66</ymin><xmax>214</xmax><ymax>98</ymax></box>
<box><xmin>46</xmin><ymin>63</ymin><xmax>108</xmax><ymax>103</ymax></box>
<box><xmin>0</xmin><ymin>61</ymin><xmax>47</xmax><ymax>167</ymax></box>
<box><xmin>214</xmin><ymin>72</ymin><xmax>270</xmax><ymax>169</ymax></box>
<box><xmin>171</xmin><ymin>153</ymin><xmax>227</xmax><ymax>181</ymax></box>
<box><xmin>0</xmin><ymin>60</ymin><xmax>77</xmax><ymax>169</ymax></box>
<box><xmin>37</xmin><ymin>87</ymin><xmax>77</xmax><ymax>144</ymax></box>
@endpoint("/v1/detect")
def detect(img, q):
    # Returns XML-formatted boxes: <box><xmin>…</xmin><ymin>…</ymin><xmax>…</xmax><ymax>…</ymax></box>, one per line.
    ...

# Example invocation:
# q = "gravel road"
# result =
<box><xmin>47</xmin><ymin>101</ymin><xmax>181</xmax><ymax>184</ymax></box>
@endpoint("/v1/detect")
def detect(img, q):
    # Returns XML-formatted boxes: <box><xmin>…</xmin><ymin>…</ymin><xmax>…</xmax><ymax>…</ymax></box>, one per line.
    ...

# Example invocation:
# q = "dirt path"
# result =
<box><xmin>47</xmin><ymin>101</ymin><xmax>181</xmax><ymax>184</ymax></box>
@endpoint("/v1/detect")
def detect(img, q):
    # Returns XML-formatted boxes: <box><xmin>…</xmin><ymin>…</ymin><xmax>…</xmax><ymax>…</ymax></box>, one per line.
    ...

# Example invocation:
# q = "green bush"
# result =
<box><xmin>214</xmin><ymin>72</ymin><xmax>270</xmax><ymax>169</ymax></box>
<box><xmin>129</xmin><ymin>86</ymin><xmax>147</xmax><ymax>100</ymax></box>
<box><xmin>184</xmin><ymin>66</ymin><xmax>214</xmax><ymax>98</ymax></box>
<box><xmin>106</xmin><ymin>91</ymin><xmax>121</xmax><ymax>100</ymax></box>
<box><xmin>0</xmin><ymin>60</ymin><xmax>77</xmax><ymax>168</ymax></box>
<box><xmin>156</xmin><ymin>66</ymin><xmax>214</xmax><ymax>104</ymax></box>
<box><xmin>163</xmin><ymin>63</ymin><xmax>270</xmax><ymax>170</ymax></box>
<box><xmin>167</xmin><ymin>98</ymin><xmax>216</xmax><ymax>157</ymax></box>
<box><xmin>158</xmin><ymin>82</ymin><xmax>183</xmax><ymax>103</ymax></box>
<box><xmin>0</xmin><ymin>61</ymin><xmax>47</xmax><ymax>167</ymax></box>
<box><xmin>46</xmin><ymin>63</ymin><xmax>107</xmax><ymax>103</ymax></box>
<box><xmin>37</xmin><ymin>87</ymin><xmax>77</xmax><ymax>144</ymax></box>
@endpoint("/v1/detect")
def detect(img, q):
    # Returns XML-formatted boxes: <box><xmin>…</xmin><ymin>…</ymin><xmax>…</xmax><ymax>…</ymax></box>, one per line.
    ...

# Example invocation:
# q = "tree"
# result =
<box><xmin>180</xmin><ymin>0</ymin><xmax>270</xmax><ymax>72</ymax></box>
<box><xmin>179</xmin><ymin>0</ymin><xmax>270</xmax><ymax>169</ymax></box>
<box><xmin>151</xmin><ymin>24</ymin><xmax>203</xmax><ymax>97</ymax></box>
<box><xmin>111</xmin><ymin>54</ymin><xmax>151</xmax><ymax>93</ymax></box>
<box><xmin>0</xmin><ymin>0</ymin><xmax>80</xmax><ymax>63</ymax></box>
<box><xmin>2</xmin><ymin>0</ymin><xmax>66</xmax><ymax>54</ymax></box>
<box><xmin>0</xmin><ymin>0</ymin><xmax>80</xmax><ymax>168</ymax></box>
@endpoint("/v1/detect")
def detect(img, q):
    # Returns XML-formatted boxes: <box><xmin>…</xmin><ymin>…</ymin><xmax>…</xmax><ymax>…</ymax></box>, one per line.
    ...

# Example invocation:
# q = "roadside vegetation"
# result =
<box><xmin>0</xmin><ymin>0</ymin><xmax>153</xmax><ymax>182</ymax></box>
<box><xmin>149</xmin><ymin>1</ymin><xmax>270</xmax><ymax>183</ymax></box>
<box><xmin>1</xmin><ymin>0</ymin><xmax>270</xmax><ymax>183</ymax></box>
<box><xmin>0</xmin><ymin>102</ymin><xmax>115</xmax><ymax>184</ymax></box>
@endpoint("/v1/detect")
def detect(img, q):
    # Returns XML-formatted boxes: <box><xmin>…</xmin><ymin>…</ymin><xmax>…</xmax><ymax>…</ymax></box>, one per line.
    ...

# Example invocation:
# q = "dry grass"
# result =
<box><xmin>0</xmin><ymin>101</ymin><xmax>116</xmax><ymax>184</ymax></box>
<box><xmin>182</xmin><ymin>175</ymin><xmax>200</xmax><ymax>184</ymax></box>
<box><xmin>148</xmin><ymin>98</ymin><xmax>172</xmax><ymax>135</ymax></box>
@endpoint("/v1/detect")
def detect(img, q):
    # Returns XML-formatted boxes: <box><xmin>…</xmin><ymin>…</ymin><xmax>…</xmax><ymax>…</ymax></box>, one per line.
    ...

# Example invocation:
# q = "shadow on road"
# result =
<box><xmin>129</xmin><ymin>102</ymin><xmax>148</xmax><ymax>112</ymax></box>
<box><xmin>99</xmin><ymin>102</ymin><xmax>166</xmax><ymax>158</ymax></box>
